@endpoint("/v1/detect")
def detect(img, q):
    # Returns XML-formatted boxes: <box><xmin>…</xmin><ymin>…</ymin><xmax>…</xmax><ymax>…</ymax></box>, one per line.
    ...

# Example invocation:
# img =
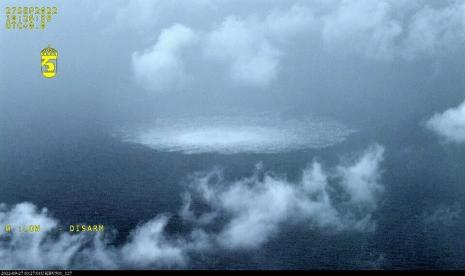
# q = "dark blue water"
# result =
<box><xmin>1</xmin><ymin>117</ymin><xmax>465</xmax><ymax>269</ymax></box>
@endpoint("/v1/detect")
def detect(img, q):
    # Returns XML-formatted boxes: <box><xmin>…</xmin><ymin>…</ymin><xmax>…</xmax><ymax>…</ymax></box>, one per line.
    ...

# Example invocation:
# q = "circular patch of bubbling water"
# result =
<box><xmin>118</xmin><ymin>115</ymin><xmax>355</xmax><ymax>154</ymax></box>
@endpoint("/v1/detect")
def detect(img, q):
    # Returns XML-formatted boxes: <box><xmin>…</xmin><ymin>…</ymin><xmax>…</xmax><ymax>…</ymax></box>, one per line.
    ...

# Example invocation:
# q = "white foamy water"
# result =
<box><xmin>119</xmin><ymin>115</ymin><xmax>355</xmax><ymax>154</ymax></box>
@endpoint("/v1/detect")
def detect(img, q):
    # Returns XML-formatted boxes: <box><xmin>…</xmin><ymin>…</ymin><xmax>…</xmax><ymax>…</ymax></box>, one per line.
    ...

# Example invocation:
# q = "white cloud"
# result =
<box><xmin>322</xmin><ymin>0</ymin><xmax>403</xmax><ymax>60</ymax></box>
<box><xmin>319</xmin><ymin>0</ymin><xmax>465</xmax><ymax>60</ymax></box>
<box><xmin>426</xmin><ymin>100</ymin><xmax>465</xmax><ymax>143</ymax></box>
<box><xmin>131</xmin><ymin>24</ymin><xmax>197</xmax><ymax>93</ymax></box>
<box><xmin>0</xmin><ymin>203</ymin><xmax>87</xmax><ymax>269</ymax></box>
<box><xmin>0</xmin><ymin>203</ymin><xmax>188</xmax><ymax>269</ymax></box>
<box><xmin>403</xmin><ymin>2</ymin><xmax>465</xmax><ymax>60</ymax></box>
<box><xmin>337</xmin><ymin>144</ymin><xmax>384</xmax><ymax>206</ymax></box>
<box><xmin>128</xmin><ymin>1</ymin><xmax>465</xmax><ymax>93</ymax></box>
<box><xmin>317</xmin><ymin>0</ymin><xmax>465</xmax><ymax>60</ymax></box>
<box><xmin>204</xmin><ymin>16</ymin><xmax>280</xmax><ymax>86</ymax></box>
<box><xmin>128</xmin><ymin>1</ymin><xmax>465</xmax><ymax>94</ymax></box>
<box><xmin>120</xmin><ymin>215</ymin><xmax>187</xmax><ymax>267</ymax></box>
<box><xmin>182</xmin><ymin>145</ymin><xmax>385</xmax><ymax>249</ymax></box>
<box><xmin>203</xmin><ymin>4</ymin><xmax>316</xmax><ymax>87</ymax></box>
<box><xmin>0</xmin><ymin>145</ymin><xmax>385</xmax><ymax>268</ymax></box>
<box><xmin>131</xmin><ymin>4</ymin><xmax>316</xmax><ymax>90</ymax></box>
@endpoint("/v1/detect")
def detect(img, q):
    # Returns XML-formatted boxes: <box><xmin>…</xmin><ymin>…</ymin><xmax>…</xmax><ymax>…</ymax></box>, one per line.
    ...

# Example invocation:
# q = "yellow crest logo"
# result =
<box><xmin>41</xmin><ymin>45</ymin><xmax>58</xmax><ymax>78</ymax></box>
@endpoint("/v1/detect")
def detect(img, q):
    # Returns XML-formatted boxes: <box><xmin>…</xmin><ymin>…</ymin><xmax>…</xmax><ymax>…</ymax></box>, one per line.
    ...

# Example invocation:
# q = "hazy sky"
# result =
<box><xmin>2</xmin><ymin>0</ymin><xmax>465</xmax><ymax>131</ymax></box>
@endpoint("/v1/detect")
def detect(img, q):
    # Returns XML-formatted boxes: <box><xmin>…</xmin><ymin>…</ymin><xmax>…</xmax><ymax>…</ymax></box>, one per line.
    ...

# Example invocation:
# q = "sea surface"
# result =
<box><xmin>1</xmin><ymin>116</ymin><xmax>465</xmax><ymax>269</ymax></box>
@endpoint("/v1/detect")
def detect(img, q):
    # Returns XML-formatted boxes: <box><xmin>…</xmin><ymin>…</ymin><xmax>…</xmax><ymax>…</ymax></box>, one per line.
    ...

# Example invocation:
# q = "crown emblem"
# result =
<box><xmin>41</xmin><ymin>45</ymin><xmax>58</xmax><ymax>78</ymax></box>
<box><xmin>41</xmin><ymin>45</ymin><xmax>58</xmax><ymax>57</ymax></box>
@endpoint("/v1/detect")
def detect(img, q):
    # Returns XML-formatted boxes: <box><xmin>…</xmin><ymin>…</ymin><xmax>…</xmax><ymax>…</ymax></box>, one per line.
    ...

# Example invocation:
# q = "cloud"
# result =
<box><xmin>426</xmin><ymin>100</ymin><xmax>465</xmax><ymax>143</ymax></box>
<box><xmin>322</xmin><ymin>0</ymin><xmax>403</xmax><ymax>60</ymax></box>
<box><xmin>321</xmin><ymin>0</ymin><xmax>465</xmax><ymax>60</ymax></box>
<box><xmin>0</xmin><ymin>203</ymin><xmax>188</xmax><ymax>269</ymax></box>
<box><xmin>182</xmin><ymin>144</ymin><xmax>385</xmax><ymax>249</ymax></box>
<box><xmin>203</xmin><ymin>4</ymin><xmax>314</xmax><ymax>87</ymax></box>
<box><xmin>128</xmin><ymin>1</ymin><xmax>465</xmax><ymax>93</ymax></box>
<box><xmin>0</xmin><ymin>145</ymin><xmax>384</xmax><ymax>268</ymax></box>
<box><xmin>205</xmin><ymin>17</ymin><xmax>281</xmax><ymax>87</ymax></box>
<box><xmin>0</xmin><ymin>203</ymin><xmax>88</xmax><ymax>269</ymax></box>
<box><xmin>131</xmin><ymin>24</ymin><xmax>197</xmax><ymax>93</ymax></box>
<box><xmin>403</xmin><ymin>2</ymin><xmax>465</xmax><ymax>60</ymax></box>
<box><xmin>131</xmin><ymin>4</ymin><xmax>315</xmax><ymax>91</ymax></box>
<box><xmin>337</xmin><ymin>144</ymin><xmax>384</xmax><ymax>207</ymax></box>
<box><xmin>120</xmin><ymin>215</ymin><xmax>187</xmax><ymax>267</ymax></box>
